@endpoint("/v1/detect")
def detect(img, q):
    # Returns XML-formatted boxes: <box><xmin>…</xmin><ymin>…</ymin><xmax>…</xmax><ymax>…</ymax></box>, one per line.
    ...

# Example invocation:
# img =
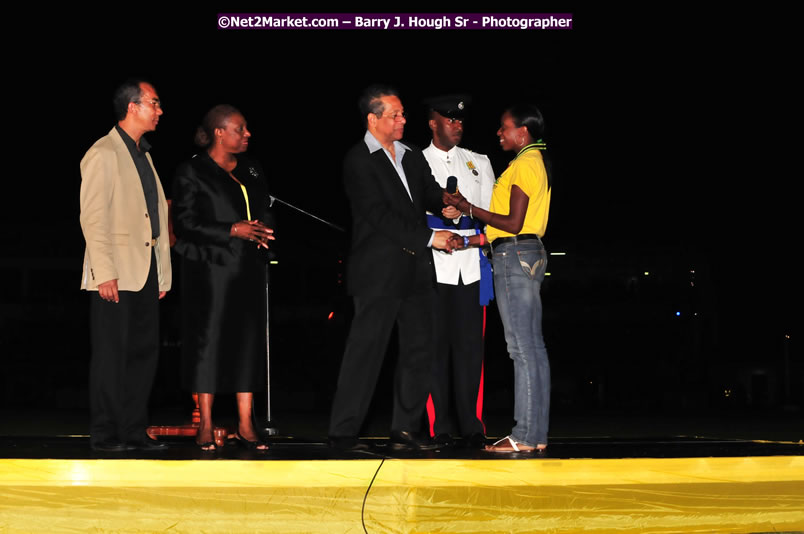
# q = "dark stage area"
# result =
<box><xmin>1</xmin><ymin>434</ymin><xmax>802</xmax><ymax>462</ymax></box>
<box><xmin>2</xmin><ymin>404</ymin><xmax>802</xmax><ymax>456</ymax></box>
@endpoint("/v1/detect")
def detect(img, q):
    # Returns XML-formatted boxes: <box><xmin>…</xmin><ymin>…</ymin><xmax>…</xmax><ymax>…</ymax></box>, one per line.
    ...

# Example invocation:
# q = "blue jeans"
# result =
<box><xmin>491</xmin><ymin>239</ymin><xmax>550</xmax><ymax>446</ymax></box>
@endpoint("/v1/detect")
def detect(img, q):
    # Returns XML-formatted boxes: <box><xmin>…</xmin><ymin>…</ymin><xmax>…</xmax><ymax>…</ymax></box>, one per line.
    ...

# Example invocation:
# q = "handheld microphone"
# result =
<box><xmin>442</xmin><ymin>176</ymin><xmax>460</xmax><ymax>225</ymax></box>
<box><xmin>446</xmin><ymin>176</ymin><xmax>458</xmax><ymax>194</ymax></box>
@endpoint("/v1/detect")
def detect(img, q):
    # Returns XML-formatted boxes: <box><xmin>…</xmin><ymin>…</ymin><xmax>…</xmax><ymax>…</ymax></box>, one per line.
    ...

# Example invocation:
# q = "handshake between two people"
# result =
<box><xmin>432</xmin><ymin>189</ymin><xmax>478</xmax><ymax>254</ymax></box>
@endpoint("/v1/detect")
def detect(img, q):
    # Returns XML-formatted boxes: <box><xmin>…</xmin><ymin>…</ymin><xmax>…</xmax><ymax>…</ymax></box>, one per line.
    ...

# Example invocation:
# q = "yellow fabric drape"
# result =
<box><xmin>2</xmin><ymin>456</ymin><xmax>803</xmax><ymax>533</ymax></box>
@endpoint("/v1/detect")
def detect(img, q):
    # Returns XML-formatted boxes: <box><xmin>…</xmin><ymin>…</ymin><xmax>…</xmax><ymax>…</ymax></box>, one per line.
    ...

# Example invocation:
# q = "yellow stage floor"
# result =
<box><xmin>2</xmin><ymin>455</ymin><xmax>804</xmax><ymax>533</ymax></box>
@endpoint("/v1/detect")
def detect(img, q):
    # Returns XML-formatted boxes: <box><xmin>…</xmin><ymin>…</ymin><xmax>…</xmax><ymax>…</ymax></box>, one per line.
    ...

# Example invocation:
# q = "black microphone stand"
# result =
<box><xmin>270</xmin><ymin>195</ymin><xmax>346</xmax><ymax>232</ymax></box>
<box><xmin>259</xmin><ymin>196</ymin><xmax>345</xmax><ymax>437</ymax></box>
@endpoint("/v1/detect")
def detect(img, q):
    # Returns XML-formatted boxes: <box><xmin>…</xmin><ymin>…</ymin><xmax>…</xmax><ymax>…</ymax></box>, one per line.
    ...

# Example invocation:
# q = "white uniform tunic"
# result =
<box><xmin>423</xmin><ymin>142</ymin><xmax>495</xmax><ymax>285</ymax></box>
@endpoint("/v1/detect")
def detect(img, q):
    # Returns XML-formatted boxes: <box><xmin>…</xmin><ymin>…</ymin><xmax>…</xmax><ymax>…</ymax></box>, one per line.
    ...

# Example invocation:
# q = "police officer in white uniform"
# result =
<box><xmin>423</xmin><ymin>95</ymin><xmax>495</xmax><ymax>448</ymax></box>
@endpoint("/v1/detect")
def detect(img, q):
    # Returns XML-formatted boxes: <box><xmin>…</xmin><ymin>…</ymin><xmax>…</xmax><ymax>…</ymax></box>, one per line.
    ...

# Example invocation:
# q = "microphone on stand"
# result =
<box><xmin>258</xmin><ymin>193</ymin><xmax>344</xmax><ymax>436</ymax></box>
<box><xmin>268</xmin><ymin>195</ymin><xmax>345</xmax><ymax>232</ymax></box>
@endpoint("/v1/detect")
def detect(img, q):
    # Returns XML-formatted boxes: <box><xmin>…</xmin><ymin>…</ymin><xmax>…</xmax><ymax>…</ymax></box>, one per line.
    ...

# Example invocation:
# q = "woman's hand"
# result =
<box><xmin>231</xmin><ymin>220</ymin><xmax>275</xmax><ymax>249</ymax></box>
<box><xmin>442</xmin><ymin>190</ymin><xmax>466</xmax><ymax>208</ymax></box>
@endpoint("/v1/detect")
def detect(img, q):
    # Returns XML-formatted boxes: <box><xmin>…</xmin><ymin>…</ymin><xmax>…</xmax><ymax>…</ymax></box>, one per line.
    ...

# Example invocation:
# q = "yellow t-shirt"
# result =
<box><xmin>486</xmin><ymin>148</ymin><xmax>551</xmax><ymax>242</ymax></box>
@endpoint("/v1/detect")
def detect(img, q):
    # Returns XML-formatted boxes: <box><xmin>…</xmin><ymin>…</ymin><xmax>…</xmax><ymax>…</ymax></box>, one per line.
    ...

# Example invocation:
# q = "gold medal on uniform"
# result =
<box><xmin>467</xmin><ymin>161</ymin><xmax>479</xmax><ymax>176</ymax></box>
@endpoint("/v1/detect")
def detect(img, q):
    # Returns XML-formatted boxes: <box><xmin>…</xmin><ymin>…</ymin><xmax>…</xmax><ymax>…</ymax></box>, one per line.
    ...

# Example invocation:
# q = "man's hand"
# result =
<box><xmin>98</xmin><ymin>279</ymin><xmax>120</xmax><ymax>303</ymax></box>
<box><xmin>432</xmin><ymin>230</ymin><xmax>460</xmax><ymax>252</ymax></box>
<box><xmin>442</xmin><ymin>206</ymin><xmax>462</xmax><ymax>219</ymax></box>
<box><xmin>448</xmin><ymin>235</ymin><xmax>466</xmax><ymax>251</ymax></box>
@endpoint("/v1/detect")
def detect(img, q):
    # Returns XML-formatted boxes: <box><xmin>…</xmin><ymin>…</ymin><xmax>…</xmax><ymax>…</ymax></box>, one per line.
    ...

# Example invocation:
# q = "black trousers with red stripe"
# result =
<box><xmin>429</xmin><ymin>280</ymin><xmax>485</xmax><ymax>437</ymax></box>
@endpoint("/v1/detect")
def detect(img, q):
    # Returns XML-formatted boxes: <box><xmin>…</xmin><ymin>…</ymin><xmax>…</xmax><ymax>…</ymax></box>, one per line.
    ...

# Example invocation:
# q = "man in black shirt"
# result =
<box><xmin>79</xmin><ymin>79</ymin><xmax>172</xmax><ymax>452</ymax></box>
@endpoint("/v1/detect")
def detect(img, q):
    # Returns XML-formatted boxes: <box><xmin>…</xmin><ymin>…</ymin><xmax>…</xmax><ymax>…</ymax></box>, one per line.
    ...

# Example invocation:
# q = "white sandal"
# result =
<box><xmin>485</xmin><ymin>435</ymin><xmax>545</xmax><ymax>454</ymax></box>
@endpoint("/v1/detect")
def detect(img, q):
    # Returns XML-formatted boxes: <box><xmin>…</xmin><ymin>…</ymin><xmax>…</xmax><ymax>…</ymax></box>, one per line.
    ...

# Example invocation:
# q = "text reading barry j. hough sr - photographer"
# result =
<box><xmin>217</xmin><ymin>13</ymin><xmax>574</xmax><ymax>30</ymax></box>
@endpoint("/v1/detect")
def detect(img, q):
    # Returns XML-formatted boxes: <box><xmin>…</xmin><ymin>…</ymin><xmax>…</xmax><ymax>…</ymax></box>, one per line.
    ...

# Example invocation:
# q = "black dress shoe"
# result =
<box><xmin>91</xmin><ymin>440</ymin><xmax>136</xmax><ymax>452</ymax></box>
<box><xmin>129</xmin><ymin>437</ymin><xmax>168</xmax><ymax>451</ymax></box>
<box><xmin>434</xmin><ymin>434</ymin><xmax>455</xmax><ymax>448</ymax></box>
<box><xmin>464</xmin><ymin>432</ymin><xmax>487</xmax><ymax>449</ymax></box>
<box><xmin>328</xmin><ymin>436</ymin><xmax>371</xmax><ymax>451</ymax></box>
<box><xmin>388</xmin><ymin>430</ymin><xmax>439</xmax><ymax>451</ymax></box>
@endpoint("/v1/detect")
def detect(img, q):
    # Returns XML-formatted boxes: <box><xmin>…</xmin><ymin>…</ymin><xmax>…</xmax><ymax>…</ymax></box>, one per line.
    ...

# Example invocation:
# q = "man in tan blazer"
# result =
<box><xmin>79</xmin><ymin>79</ymin><xmax>172</xmax><ymax>452</ymax></box>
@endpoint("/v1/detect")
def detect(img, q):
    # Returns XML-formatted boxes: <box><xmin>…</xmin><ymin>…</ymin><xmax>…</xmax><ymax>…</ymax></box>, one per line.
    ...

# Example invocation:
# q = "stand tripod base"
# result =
<box><xmin>259</xmin><ymin>422</ymin><xmax>279</xmax><ymax>436</ymax></box>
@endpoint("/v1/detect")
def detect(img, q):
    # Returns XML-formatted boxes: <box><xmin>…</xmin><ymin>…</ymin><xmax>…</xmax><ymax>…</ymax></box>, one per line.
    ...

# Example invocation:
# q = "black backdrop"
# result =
<box><xmin>2</xmin><ymin>8</ymin><xmax>799</xmax><ymax>428</ymax></box>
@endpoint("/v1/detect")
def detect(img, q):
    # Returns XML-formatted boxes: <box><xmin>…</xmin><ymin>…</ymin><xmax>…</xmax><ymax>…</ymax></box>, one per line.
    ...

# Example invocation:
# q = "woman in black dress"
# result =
<box><xmin>172</xmin><ymin>105</ymin><xmax>275</xmax><ymax>451</ymax></box>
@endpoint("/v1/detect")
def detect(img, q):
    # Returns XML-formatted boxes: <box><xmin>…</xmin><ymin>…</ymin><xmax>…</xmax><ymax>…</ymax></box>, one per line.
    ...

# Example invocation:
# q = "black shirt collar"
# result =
<box><xmin>115</xmin><ymin>124</ymin><xmax>151</xmax><ymax>153</ymax></box>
